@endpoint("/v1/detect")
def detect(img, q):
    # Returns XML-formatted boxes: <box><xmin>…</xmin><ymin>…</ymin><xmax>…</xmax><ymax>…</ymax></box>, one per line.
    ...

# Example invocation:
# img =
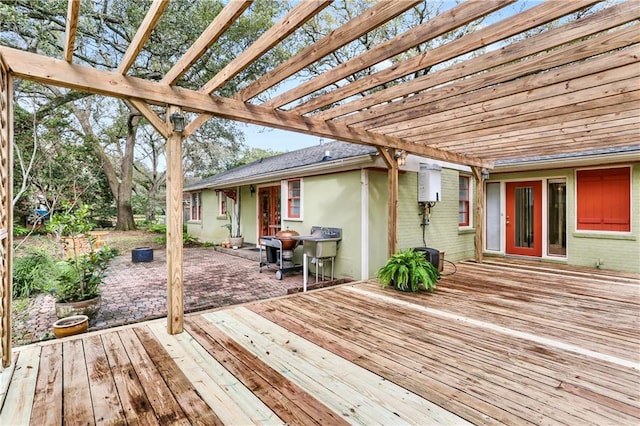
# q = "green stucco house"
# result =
<box><xmin>184</xmin><ymin>141</ymin><xmax>640</xmax><ymax>279</ymax></box>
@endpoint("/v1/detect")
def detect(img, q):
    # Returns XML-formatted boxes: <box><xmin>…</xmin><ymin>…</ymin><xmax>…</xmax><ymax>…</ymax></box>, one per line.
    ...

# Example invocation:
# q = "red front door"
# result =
<box><xmin>506</xmin><ymin>181</ymin><xmax>542</xmax><ymax>257</ymax></box>
<box><xmin>258</xmin><ymin>186</ymin><xmax>281</xmax><ymax>237</ymax></box>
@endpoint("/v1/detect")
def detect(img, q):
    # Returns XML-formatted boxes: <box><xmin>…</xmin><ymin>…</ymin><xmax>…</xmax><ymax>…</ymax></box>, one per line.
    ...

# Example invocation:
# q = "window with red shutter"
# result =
<box><xmin>576</xmin><ymin>167</ymin><xmax>630</xmax><ymax>232</ymax></box>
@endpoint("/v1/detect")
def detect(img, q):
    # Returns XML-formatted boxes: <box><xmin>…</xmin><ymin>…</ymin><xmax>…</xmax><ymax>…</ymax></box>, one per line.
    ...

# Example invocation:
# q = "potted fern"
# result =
<box><xmin>377</xmin><ymin>248</ymin><xmax>440</xmax><ymax>292</ymax></box>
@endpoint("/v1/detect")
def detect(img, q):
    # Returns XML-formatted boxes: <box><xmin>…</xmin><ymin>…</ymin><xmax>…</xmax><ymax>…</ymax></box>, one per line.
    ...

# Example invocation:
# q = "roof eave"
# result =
<box><xmin>184</xmin><ymin>153</ymin><xmax>378</xmax><ymax>192</ymax></box>
<box><xmin>492</xmin><ymin>149</ymin><xmax>640</xmax><ymax>173</ymax></box>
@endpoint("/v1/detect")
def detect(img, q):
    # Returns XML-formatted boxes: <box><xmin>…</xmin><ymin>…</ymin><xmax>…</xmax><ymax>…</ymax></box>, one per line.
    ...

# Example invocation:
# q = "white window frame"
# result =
<box><xmin>282</xmin><ymin>178</ymin><xmax>303</xmax><ymax>221</ymax></box>
<box><xmin>458</xmin><ymin>174</ymin><xmax>474</xmax><ymax>229</ymax></box>
<box><xmin>190</xmin><ymin>192</ymin><xmax>202</xmax><ymax>222</ymax></box>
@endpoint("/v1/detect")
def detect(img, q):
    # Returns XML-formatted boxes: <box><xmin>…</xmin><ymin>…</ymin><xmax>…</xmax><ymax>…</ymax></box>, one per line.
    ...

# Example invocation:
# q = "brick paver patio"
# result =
<box><xmin>13</xmin><ymin>246</ymin><xmax>305</xmax><ymax>345</ymax></box>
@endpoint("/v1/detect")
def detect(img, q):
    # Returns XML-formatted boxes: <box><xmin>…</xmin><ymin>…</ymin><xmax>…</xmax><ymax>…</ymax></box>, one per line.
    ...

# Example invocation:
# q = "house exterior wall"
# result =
<box><xmin>367</xmin><ymin>167</ymin><xmax>476</xmax><ymax>277</ymax></box>
<box><xmin>187</xmin><ymin>186</ymin><xmax>259</xmax><ymax>245</ymax></box>
<box><xmin>282</xmin><ymin>171</ymin><xmax>363</xmax><ymax>280</ymax></box>
<box><xmin>239</xmin><ymin>185</ymin><xmax>258</xmax><ymax>245</ymax></box>
<box><xmin>489</xmin><ymin>162</ymin><xmax>639</xmax><ymax>273</ymax></box>
<box><xmin>367</xmin><ymin>170</ymin><xmax>390</xmax><ymax>279</ymax></box>
<box><xmin>185</xmin><ymin>190</ymin><xmax>228</xmax><ymax>243</ymax></box>
<box><xmin>396</xmin><ymin>167</ymin><xmax>475</xmax><ymax>262</ymax></box>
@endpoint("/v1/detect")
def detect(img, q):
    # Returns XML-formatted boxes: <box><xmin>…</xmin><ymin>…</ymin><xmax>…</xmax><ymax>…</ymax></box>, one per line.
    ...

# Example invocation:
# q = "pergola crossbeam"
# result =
<box><xmin>0</xmin><ymin>46</ymin><xmax>490</xmax><ymax>167</ymax></box>
<box><xmin>406</xmin><ymin>77</ymin><xmax>640</xmax><ymax>143</ymax></box>
<box><xmin>293</xmin><ymin>0</ymin><xmax>597</xmax><ymax>116</ymax></box>
<box><xmin>161</xmin><ymin>0</ymin><xmax>252</xmax><ymax>86</ymax></box>
<box><xmin>325</xmin><ymin>1</ymin><xmax>640</xmax><ymax>123</ymax></box>
<box><xmin>362</xmin><ymin>40</ymin><xmax>639</xmax><ymax>133</ymax></box>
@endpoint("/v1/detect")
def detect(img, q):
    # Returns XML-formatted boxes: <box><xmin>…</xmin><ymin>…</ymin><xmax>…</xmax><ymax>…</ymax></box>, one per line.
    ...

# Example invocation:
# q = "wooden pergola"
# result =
<box><xmin>0</xmin><ymin>0</ymin><xmax>638</xmax><ymax>368</ymax></box>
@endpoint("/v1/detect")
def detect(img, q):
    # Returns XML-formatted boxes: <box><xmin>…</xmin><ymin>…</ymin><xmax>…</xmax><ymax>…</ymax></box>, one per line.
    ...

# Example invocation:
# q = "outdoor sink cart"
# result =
<box><xmin>291</xmin><ymin>226</ymin><xmax>342</xmax><ymax>292</ymax></box>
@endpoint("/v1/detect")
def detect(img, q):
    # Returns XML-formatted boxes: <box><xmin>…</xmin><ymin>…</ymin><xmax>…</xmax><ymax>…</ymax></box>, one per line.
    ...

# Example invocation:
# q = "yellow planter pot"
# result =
<box><xmin>52</xmin><ymin>315</ymin><xmax>89</xmax><ymax>338</ymax></box>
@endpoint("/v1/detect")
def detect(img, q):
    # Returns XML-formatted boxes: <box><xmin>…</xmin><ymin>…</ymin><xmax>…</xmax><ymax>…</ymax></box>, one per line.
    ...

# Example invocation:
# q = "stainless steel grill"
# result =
<box><xmin>258</xmin><ymin>235</ymin><xmax>302</xmax><ymax>280</ymax></box>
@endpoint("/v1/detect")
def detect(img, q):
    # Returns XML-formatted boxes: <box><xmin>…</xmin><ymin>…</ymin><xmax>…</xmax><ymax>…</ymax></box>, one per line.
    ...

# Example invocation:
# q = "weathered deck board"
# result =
<box><xmin>132</xmin><ymin>326</ymin><xmax>222</xmax><ymax>426</ymax></box>
<box><xmin>101</xmin><ymin>331</ymin><xmax>160</xmax><ymax>425</ymax></box>
<box><xmin>83</xmin><ymin>334</ymin><xmax>125</xmax><ymax>425</ymax></box>
<box><xmin>118</xmin><ymin>328</ymin><xmax>190</xmax><ymax>425</ymax></box>
<box><xmin>0</xmin><ymin>347</ymin><xmax>38</xmax><ymax>425</ymax></box>
<box><xmin>254</xmin><ymin>290</ymin><xmax>624</xmax><ymax>425</ymax></box>
<box><xmin>186</xmin><ymin>315</ymin><xmax>342</xmax><ymax>426</ymax></box>
<box><xmin>204</xmin><ymin>307</ymin><xmax>469</xmax><ymax>425</ymax></box>
<box><xmin>29</xmin><ymin>344</ymin><xmax>61</xmax><ymax>425</ymax></box>
<box><xmin>0</xmin><ymin>260</ymin><xmax>638</xmax><ymax>425</ymax></box>
<box><xmin>147</xmin><ymin>321</ymin><xmax>281</xmax><ymax>425</ymax></box>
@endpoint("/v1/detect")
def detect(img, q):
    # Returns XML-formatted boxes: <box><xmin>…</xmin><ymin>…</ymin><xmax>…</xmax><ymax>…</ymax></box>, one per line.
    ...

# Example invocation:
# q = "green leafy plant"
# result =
<box><xmin>377</xmin><ymin>248</ymin><xmax>440</xmax><ymax>292</ymax></box>
<box><xmin>45</xmin><ymin>205</ymin><xmax>117</xmax><ymax>304</ymax></box>
<box><xmin>222</xmin><ymin>200</ymin><xmax>242</xmax><ymax>238</ymax></box>
<box><xmin>47</xmin><ymin>203</ymin><xmax>95</xmax><ymax>238</ymax></box>
<box><xmin>142</xmin><ymin>222</ymin><xmax>167</xmax><ymax>234</ymax></box>
<box><xmin>153</xmin><ymin>226</ymin><xmax>199</xmax><ymax>246</ymax></box>
<box><xmin>12</xmin><ymin>224</ymin><xmax>30</xmax><ymax>237</ymax></box>
<box><xmin>12</xmin><ymin>248</ymin><xmax>57</xmax><ymax>298</ymax></box>
<box><xmin>53</xmin><ymin>246</ymin><xmax>117</xmax><ymax>303</ymax></box>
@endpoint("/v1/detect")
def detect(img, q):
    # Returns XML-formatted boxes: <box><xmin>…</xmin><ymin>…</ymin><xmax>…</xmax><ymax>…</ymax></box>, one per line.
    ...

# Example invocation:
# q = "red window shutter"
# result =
<box><xmin>577</xmin><ymin>168</ymin><xmax>630</xmax><ymax>232</ymax></box>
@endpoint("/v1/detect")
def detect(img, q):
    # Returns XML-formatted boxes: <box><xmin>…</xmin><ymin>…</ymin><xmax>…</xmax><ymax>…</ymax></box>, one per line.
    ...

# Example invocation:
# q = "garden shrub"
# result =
<box><xmin>12</xmin><ymin>249</ymin><xmax>58</xmax><ymax>298</ymax></box>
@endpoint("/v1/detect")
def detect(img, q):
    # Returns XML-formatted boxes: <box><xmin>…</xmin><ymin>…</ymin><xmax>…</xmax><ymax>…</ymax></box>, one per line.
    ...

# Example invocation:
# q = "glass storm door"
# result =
<box><xmin>506</xmin><ymin>181</ymin><xmax>542</xmax><ymax>257</ymax></box>
<box><xmin>258</xmin><ymin>186</ymin><xmax>281</xmax><ymax>237</ymax></box>
<box><xmin>485</xmin><ymin>182</ymin><xmax>501</xmax><ymax>252</ymax></box>
<box><xmin>548</xmin><ymin>179</ymin><xmax>567</xmax><ymax>257</ymax></box>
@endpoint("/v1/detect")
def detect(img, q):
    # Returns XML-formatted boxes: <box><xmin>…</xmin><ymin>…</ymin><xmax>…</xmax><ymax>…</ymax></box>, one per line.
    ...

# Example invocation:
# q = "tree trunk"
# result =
<box><xmin>115</xmin><ymin>199</ymin><xmax>136</xmax><ymax>230</ymax></box>
<box><xmin>114</xmin><ymin>113</ymin><xmax>138</xmax><ymax>230</ymax></box>
<box><xmin>71</xmin><ymin>101</ymin><xmax>138</xmax><ymax>231</ymax></box>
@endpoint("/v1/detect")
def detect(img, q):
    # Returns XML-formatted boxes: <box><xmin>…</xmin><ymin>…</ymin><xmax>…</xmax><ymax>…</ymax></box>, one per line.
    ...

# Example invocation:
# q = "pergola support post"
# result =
<box><xmin>0</xmin><ymin>57</ymin><xmax>13</xmax><ymax>368</ymax></box>
<box><xmin>378</xmin><ymin>147</ymin><xmax>398</xmax><ymax>258</ymax></box>
<box><xmin>166</xmin><ymin>105</ymin><xmax>184</xmax><ymax>334</ymax></box>
<box><xmin>472</xmin><ymin>166</ymin><xmax>485</xmax><ymax>263</ymax></box>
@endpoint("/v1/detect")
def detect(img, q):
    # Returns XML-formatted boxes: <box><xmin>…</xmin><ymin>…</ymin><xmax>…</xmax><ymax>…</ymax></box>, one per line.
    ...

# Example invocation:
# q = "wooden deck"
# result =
<box><xmin>1</xmin><ymin>260</ymin><xmax>638</xmax><ymax>425</ymax></box>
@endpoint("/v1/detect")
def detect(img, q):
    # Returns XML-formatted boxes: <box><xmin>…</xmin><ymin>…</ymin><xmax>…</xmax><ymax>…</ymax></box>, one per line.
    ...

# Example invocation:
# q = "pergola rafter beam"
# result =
<box><xmin>424</xmin><ymin>102</ymin><xmax>639</xmax><ymax>144</ymax></box>
<box><xmin>0</xmin><ymin>46</ymin><xmax>491</xmax><ymax>168</ymax></box>
<box><xmin>200</xmin><ymin>0</ymin><xmax>332</xmax><ymax>95</ymax></box>
<box><xmin>323</xmin><ymin>0</ymin><xmax>640</xmax><ymax>123</ymax></box>
<box><xmin>360</xmin><ymin>37</ymin><xmax>639</xmax><ymax>133</ymax></box>
<box><xmin>434</xmin><ymin>117</ymin><xmax>640</xmax><ymax>150</ymax></box>
<box><xmin>116</xmin><ymin>0</ymin><xmax>169</xmax><ymax>75</ymax></box>
<box><xmin>161</xmin><ymin>0</ymin><xmax>252</xmax><ymax>86</ymax></box>
<box><xmin>63</xmin><ymin>0</ymin><xmax>80</xmax><ymax>63</ymax></box>
<box><xmin>265</xmin><ymin>0</ymin><xmax>514</xmax><ymax>109</ymax></box>
<box><xmin>465</xmin><ymin>135</ymin><xmax>639</xmax><ymax>161</ymax></box>
<box><xmin>293</xmin><ymin>0</ymin><xmax>597</xmax><ymax>116</ymax></box>
<box><xmin>408</xmin><ymin>91</ymin><xmax>639</xmax><ymax>145</ymax></box>
<box><xmin>237</xmin><ymin>0</ymin><xmax>421</xmax><ymax>102</ymax></box>
<box><xmin>404</xmin><ymin>77</ymin><xmax>640</xmax><ymax>142</ymax></box>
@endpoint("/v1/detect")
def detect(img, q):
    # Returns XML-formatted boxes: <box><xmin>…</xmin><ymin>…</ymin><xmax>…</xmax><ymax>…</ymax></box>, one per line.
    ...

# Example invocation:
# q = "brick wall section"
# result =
<box><xmin>396</xmin><ymin>167</ymin><xmax>475</xmax><ymax>263</ymax></box>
